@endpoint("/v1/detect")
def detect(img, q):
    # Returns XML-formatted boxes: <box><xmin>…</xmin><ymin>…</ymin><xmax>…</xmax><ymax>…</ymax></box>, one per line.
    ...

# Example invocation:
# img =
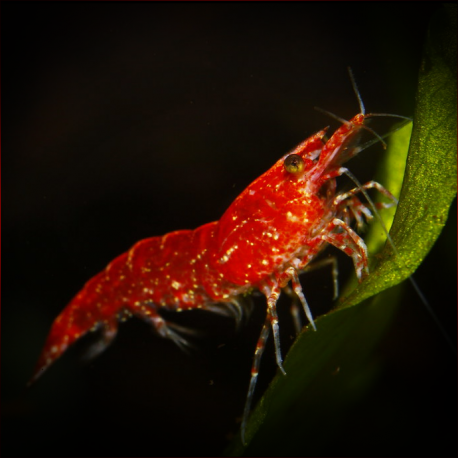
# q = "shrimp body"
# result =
<box><xmin>31</xmin><ymin>108</ymin><xmax>395</xmax><ymax>441</ymax></box>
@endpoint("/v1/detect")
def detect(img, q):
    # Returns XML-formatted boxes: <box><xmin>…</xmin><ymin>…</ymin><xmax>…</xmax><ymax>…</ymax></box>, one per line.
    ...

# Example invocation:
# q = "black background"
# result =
<box><xmin>2</xmin><ymin>2</ymin><xmax>456</xmax><ymax>457</ymax></box>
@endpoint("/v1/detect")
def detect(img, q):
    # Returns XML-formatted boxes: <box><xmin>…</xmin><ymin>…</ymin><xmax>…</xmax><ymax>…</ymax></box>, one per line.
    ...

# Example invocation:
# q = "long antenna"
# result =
<box><xmin>347</xmin><ymin>67</ymin><xmax>412</xmax><ymax>123</ymax></box>
<box><xmin>348</xmin><ymin>67</ymin><xmax>365</xmax><ymax>115</ymax></box>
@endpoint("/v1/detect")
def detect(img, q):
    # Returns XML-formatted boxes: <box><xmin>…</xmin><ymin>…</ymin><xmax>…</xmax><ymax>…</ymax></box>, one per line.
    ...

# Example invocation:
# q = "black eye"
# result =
<box><xmin>283</xmin><ymin>154</ymin><xmax>305</xmax><ymax>174</ymax></box>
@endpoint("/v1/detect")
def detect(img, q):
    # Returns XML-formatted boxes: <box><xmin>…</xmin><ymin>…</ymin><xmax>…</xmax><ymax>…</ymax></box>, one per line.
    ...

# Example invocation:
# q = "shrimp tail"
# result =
<box><xmin>29</xmin><ymin>254</ymin><xmax>131</xmax><ymax>385</ymax></box>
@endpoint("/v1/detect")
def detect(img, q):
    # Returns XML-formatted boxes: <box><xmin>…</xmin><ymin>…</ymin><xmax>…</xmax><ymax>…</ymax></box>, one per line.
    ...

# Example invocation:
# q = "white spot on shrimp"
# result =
<box><xmin>286</xmin><ymin>211</ymin><xmax>301</xmax><ymax>223</ymax></box>
<box><xmin>171</xmin><ymin>281</ymin><xmax>181</xmax><ymax>290</ymax></box>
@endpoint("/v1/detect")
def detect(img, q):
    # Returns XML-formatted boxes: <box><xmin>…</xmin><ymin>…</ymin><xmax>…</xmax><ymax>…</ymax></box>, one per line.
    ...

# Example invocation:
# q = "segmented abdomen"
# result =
<box><xmin>31</xmin><ymin>220</ymin><xmax>241</xmax><ymax>382</ymax></box>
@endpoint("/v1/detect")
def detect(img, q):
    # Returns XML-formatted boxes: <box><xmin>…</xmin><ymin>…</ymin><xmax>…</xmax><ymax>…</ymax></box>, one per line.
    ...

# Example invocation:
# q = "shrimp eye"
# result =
<box><xmin>284</xmin><ymin>154</ymin><xmax>305</xmax><ymax>174</ymax></box>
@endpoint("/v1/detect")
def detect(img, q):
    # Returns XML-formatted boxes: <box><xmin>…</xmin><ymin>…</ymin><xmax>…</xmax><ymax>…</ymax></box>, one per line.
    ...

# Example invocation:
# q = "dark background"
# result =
<box><xmin>2</xmin><ymin>2</ymin><xmax>456</xmax><ymax>457</ymax></box>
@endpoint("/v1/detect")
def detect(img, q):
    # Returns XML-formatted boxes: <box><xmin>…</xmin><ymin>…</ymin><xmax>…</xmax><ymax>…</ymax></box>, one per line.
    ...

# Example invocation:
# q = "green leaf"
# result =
<box><xmin>224</xmin><ymin>5</ymin><xmax>457</xmax><ymax>456</ymax></box>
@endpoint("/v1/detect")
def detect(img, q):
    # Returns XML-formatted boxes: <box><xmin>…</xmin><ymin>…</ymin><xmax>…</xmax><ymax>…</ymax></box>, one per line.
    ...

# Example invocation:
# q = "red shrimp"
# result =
<box><xmin>30</xmin><ymin>72</ymin><xmax>401</xmax><ymax>442</ymax></box>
